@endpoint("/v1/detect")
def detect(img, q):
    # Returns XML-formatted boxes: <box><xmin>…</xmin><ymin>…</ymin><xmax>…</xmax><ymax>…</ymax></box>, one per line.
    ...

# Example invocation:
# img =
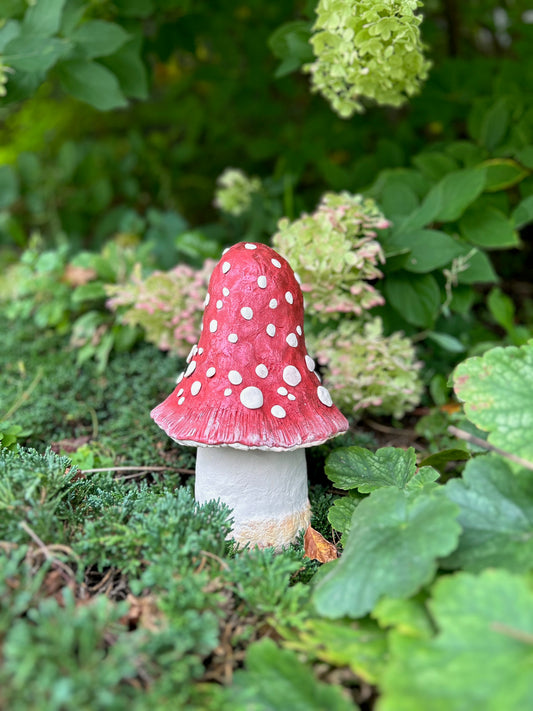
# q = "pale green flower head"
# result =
<box><xmin>272</xmin><ymin>191</ymin><xmax>389</xmax><ymax>319</ymax></box>
<box><xmin>306</xmin><ymin>0</ymin><xmax>431</xmax><ymax>117</ymax></box>
<box><xmin>214</xmin><ymin>168</ymin><xmax>262</xmax><ymax>216</ymax></box>
<box><xmin>309</xmin><ymin>317</ymin><xmax>423</xmax><ymax>419</ymax></box>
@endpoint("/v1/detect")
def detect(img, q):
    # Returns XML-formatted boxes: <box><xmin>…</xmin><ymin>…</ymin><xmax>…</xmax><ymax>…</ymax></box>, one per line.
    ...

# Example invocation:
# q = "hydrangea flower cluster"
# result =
<box><xmin>214</xmin><ymin>168</ymin><xmax>262</xmax><ymax>216</ymax></box>
<box><xmin>309</xmin><ymin>318</ymin><xmax>423</xmax><ymax>419</ymax></box>
<box><xmin>305</xmin><ymin>0</ymin><xmax>431</xmax><ymax>117</ymax></box>
<box><xmin>106</xmin><ymin>260</ymin><xmax>215</xmax><ymax>356</ymax></box>
<box><xmin>272</xmin><ymin>191</ymin><xmax>388</xmax><ymax>319</ymax></box>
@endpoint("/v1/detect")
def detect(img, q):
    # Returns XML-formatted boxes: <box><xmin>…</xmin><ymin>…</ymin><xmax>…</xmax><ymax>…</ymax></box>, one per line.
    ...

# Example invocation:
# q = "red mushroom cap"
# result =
<box><xmin>151</xmin><ymin>242</ymin><xmax>349</xmax><ymax>450</ymax></box>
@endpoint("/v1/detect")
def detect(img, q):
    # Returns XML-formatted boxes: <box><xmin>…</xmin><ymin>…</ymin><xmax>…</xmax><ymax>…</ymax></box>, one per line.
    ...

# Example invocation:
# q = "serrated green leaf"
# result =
<box><xmin>380</xmin><ymin>570</ymin><xmax>533</xmax><ymax>711</ymax></box>
<box><xmin>385</xmin><ymin>272</ymin><xmax>441</xmax><ymax>327</ymax></box>
<box><xmin>228</xmin><ymin>638</ymin><xmax>358</xmax><ymax>711</ymax></box>
<box><xmin>459</xmin><ymin>205</ymin><xmax>519</xmax><ymax>249</ymax></box>
<box><xmin>313</xmin><ymin>487</ymin><xmax>461</xmax><ymax>619</ymax></box>
<box><xmin>443</xmin><ymin>455</ymin><xmax>533</xmax><ymax>572</ymax></box>
<box><xmin>325</xmin><ymin>446</ymin><xmax>417</xmax><ymax>492</ymax></box>
<box><xmin>57</xmin><ymin>60</ymin><xmax>128</xmax><ymax>110</ymax></box>
<box><xmin>453</xmin><ymin>342</ymin><xmax>533</xmax><ymax>464</ymax></box>
<box><xmin>71</xmin><ymin>20</ymin><xmax>130</xmax><ymax>59</ymax></box>
<box><xmin>327</xmin><ymin>495</ymin><xmax>359</xmax><ymax>535</ymax></box>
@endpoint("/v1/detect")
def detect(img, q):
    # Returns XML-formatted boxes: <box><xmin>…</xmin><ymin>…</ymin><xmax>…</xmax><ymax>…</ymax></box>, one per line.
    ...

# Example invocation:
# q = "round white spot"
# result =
<box><xmin>245</xmin><ymin>243</ymin><xmax>257</xmax><ymax>250</ymax></box>
<box><xmin>204</xmin><ymin>292</ymin><xmax>210</xmax><ymax>306</ymax></box>
<box><xmin>224</xmin><ymin>388</ymin><xmax>232</xmax><ymax>396</ymax></box>
<box><xmin>228</xmin><ymin>370</ymin><xmax>242</xmax><ymax>385</ymax></box>
<box><xmin>222</xmin><ymin>261</ymin><xmax>231</xmax><ymax>274</ymax></box>
<box><xmin>228</xmin><ymin>333</ymin><xmax>238</xmax><ymax>343</ymax></box>
<box><xmin>216</xmin><ymin>300</ymin><xmax>223</xmax><ymax>309</ymax></box>
<box><xmin>176</xmin><ymin>372</ymin><xmax>184</xmax><ymax>384</ymax></box>
<box><xmin>222</xmin><ymin>247</ymin><xmax>230</xmax><ymax>255</ymax></box>
<box><xmin>283</xmin><ymin>365</ymin><xmax>301</xmax><ymax>387</ymax></box>
<box><xmin>287</xmin><ymin>394</ymin><xmax>296</xmax><ymax>401</ymax></box>
<box><xmin>285</xmin><ymin>291</ymin><xmax>294</xmax><ymax>304</ymax></box>
<box><xmin>296</xmin><ymin>325</ymin><xmax>302</xmax><ymax>336</ymax></box>
<box><xmin>206</xmin><ymin>367</ymin><xmax>216</xmax><ymax>378</ymax></box>
<box><xmin>277</xmin><ymin>387</ymin><xmax>288</xmax><ymax>396</ymax></box>
<box><xmin>177</xmin><ymin>388</ymin><xmax>184</xmax><ymax>397</ymax></box>
<box><xmin>286</xmin><ymin>333</ymin><xmax>298</xmax><ymax>347</ymax></box>
<box><xmin>266</xmin><ymin>324</ymin><xmax>276</xmax><ymax>337</ymax></box>
<box><xmin>271</xmin><ymin>258</ymin><xmax>281</xmax><ymax>268</ymax></box>
<box><xmin>198</xmin><ymin>347</ymin><xmax>204</xmax><ymax>355</ymax></box>
<box><xmin>271</xmin><ymin>405</ymin><xmax>286</xmax><ymax>419</ymax></box>
<box><xmin>305</xmin><ymin>355</ymin><xmax>315</xmax><ymax>371</ymax></box>
<box><xmin>178</xmin><ymin>397</ymin><xmax>185</xmax><ymax>405</ymax></box>
<box><xmin>210</xmin><ymin>319</ymin><xmax>218</xmax><ymax>333</ymax></box>
<box><xmin>255</xmin><ymin>364</ymin><xmax>268</xmax><ymax>378</ymax></box>
<box><xmin>241</xmin><ymin>307</ymin><xmax>253</xmax><ymax>320</ymax></box>
<box><xmin>191</xmin><ymin>381</ymin><xmax>202</xmax><ymax>396</ymax></box>
<box><xmin>317</xmin><ymin>386</ymin><xmax>333</xmax><ymax>407</ymax></box>
<box><xmin>185</xmin><ymin>360</ymin><xmax>197</xmax><ymax>377</ymax></box>
<box><xmin>240</xmin><ymin>386</ymin><xmax>264</xmax><ymax>410</ymax></box>
<box><xmin>257</xmin><ymin>275</ymin><xmax>267</xmax><ymax>289</ymax></box>
<box><xmin>269</xmin><ymin>299</ymin><xmax>278</xmax><ymax>309</ymax></box>
<box><xmin>222</xmin><ymin>287</ymin><xmax>230</xmax><ymax>296</ymax></box>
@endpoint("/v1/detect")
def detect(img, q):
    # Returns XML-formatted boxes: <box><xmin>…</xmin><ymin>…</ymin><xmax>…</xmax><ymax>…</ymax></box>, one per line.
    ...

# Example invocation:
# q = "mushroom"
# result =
<box><xmin>151</xmin><ymin>242</ymin><xmax>348</xmax><ymax>549</ymax></box>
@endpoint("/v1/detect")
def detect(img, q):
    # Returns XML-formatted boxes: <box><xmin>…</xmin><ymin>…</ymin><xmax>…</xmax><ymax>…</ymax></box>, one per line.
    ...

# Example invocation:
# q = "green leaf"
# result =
<box><xmin>229</xmin><ymin>638</ymin><xmax>358</xmax><ymax>711</ymax></box>
<box><xmin>459</xmin><ymin>205</ymin><xmax>520</xmax><ymax>249</ymax></box>
<box><xmin>487</xmin><ymin>287</ymin><xmax>515</xmax><ymax>332</ymax></box>
<box><xmin>455</xmin><ymin>248</ymin><xmax>497</xmax><ymax>284</ymax></box>
<box><xmin>443</xmin><ymin>455</ymin><xmax>533</xmax><ymax>573</ymax></box>
<box><xmin>388</xmin><ymin>229</ymin><xmax>464</xmax><ymax>273</ymax></box>
<box><xmin>481</xmin><ymin>159</ymin><xmax>529</xmax><ymax>192</ymax></box>
<box><xmin>23</xmin><ymin>0</ymin><xmax>67</xmax><ymax>37</ymax></box>
<box><xmin>512</xmin><ymin>195</ymin><xmax>533</xmax><ymax>229</ymax></box>
<box><xmin>479</xmin><ymin>98</ymin><xmax>510</xmax><ymax>151</ymax></box>
<box><xmin>3</xmin><ymin>35</ymin><xmax>71</xmax><ymax>73</ymax></box>
<box><xmin>0</xmin><ymin>165</ymin><xmax>19</xmax><ymax>209</ymax></box>
<box><xmin>432</xmin><ymin>168</ymin><xmax>487</xmax><ymax>222</ymax></box>
<box><xmin>372</xmin><ymin>594</ymin><xmax>434</xmax><ymax>638</ymax></box>
<box><xmin>57</xmin><ymin>60</ymin><xmax>128</xmax><ymax>110</ymax></box>
<box><xmin>327</xmin><ymin>495</ymin><xmax>359</xmax><ymax>535</ymax></box>
<box><xmin>426</xmin><ymin>332</ymin><xmax>466</xmax><ymax>353</ymax></box>
<box><xmin>454</xmin><ymin>342</ymin><xmax>533</xmax><ymax>464</ymax></box>
<box><xmin>412</xmin><ymin>152</ymin><xmax>458</xmax><ymax>181</ymax></box>
<box><xmin>71</xmin><ymin>20</ymin><xmax>130</xmax><ymax>59</ymax></box>
<box><xmin>313</xmin><ymin>486</ymin><xmax>460</xmax><ymax>619</ymax></box>
<box><xmin>268</xmin><ymin>21</ymin><xmax>314</xmax><ymax>77</ymax></box>
<box><xmin>384</xmin><ymin>272</ymin><xmax>441</xmax><ymax>327</ymax></box>
<box><xmin>380</xmin><ymin>570</ymin><xmax>533</xmax><ymax>711</ymax></box>
<box><xmin>100</xmin><ymin>35</ymin><xmax>148</xmax><ymax>100</ymax></box>
<box><xmin>0</xmin><ymin>20</ymin><xmax>20</xmax><ymax>52</ymax></box>
<box><xmin>71</xmin><ymin>282</ymin><xmax>106</xmax><ymax>304</ymax></box>
<box><xmin>418</xmin><ymin>448</ymin><xmax>470</xmax><ymax>473</ymax></box>
<box><xmin>325</xmin><ymin>446</ymin><xmax>417</xmax><ymax>493</ymax></box>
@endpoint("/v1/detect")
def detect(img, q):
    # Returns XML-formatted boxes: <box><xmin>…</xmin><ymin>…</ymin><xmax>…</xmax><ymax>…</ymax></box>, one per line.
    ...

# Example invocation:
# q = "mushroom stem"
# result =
<box><xmin>195</xmin><ymin>447</ymin><xmax>311</xmax><ymax>549</ymax></box>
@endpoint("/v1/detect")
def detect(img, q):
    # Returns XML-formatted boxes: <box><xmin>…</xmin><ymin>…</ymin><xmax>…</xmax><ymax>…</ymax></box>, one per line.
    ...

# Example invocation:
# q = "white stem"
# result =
<box><xmin>195</xmin><ymin>447</ymin><xmax>310</xmax><ymax>549</ymax></box>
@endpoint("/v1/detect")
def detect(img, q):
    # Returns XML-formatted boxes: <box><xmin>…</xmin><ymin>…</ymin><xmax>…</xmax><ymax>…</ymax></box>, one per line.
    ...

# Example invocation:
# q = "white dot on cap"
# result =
<box><xmin>240</xmin><ymin>386</ymin><xmax>263</xmax><ymax>410</ymax></box>
<box><xmin>178</xmin><ymin>397</ymin><xmax>185</xmax><ymax>405</ymax></box>
<box><xmin>287</xmin><ymin>394</ymin><xmax>296</xmax><ymax>401</ymax></box>
<box><xmin>222</xmin><ymin>287</ymin><xmax>230</xmax><ymax>296</ymax></box>
<box><xmin>198</xmin><ymin>347</ymin><xmax>204</xmax><ymax>355</ymax></box>
<box><xmin>283</xmin><ymin>365</ymin><xmax>301</xmax><ymax>387</ymax></box>
<box><xmin>257</xmin><ymin>275</ymin><xmax>267</xmax><ymax>289</ymax></box>
<box><xmin>286</xmin><ymin>333</ymin><xmax>298</xmax><ymax>347</ymax></box>
<box><xmin>222</xmin><ymin>247</ymin><xmax>230</xmax><ymax>255</ymax></box>
<box><xmin>266</xmin><ymin>324</ymin><xmax>276</xmax><ymax>337</ymax></box>
<box><xmin>269</xmin><ymin>299</ymin><xmax>278</xmax><ymax>309</ymax></box>
<box><xmin>277</xmin><ymin>387</ymin><xmax>288</xmax><ymax>396</ymax></box>
<box><xmin>271</xmin><ymin>258</ymin><xmax>281</xmax><ymax>268</ymax></box>
<box><xmin>185</xmin><ymin>360</ymin><xmax>196</xmax><ymax>377</ymax></box>
<box><xmin>305</xmin><ymin>355</ymin><xmax>315</xmax><ymax>371</ymax></box>
<box><xmin>294</xmin><ymin>272</ymin><xmax>302</xmax><ymax>284</ymax></box>
<box><xmin>224</xmin><ymin>388</ymin><xmax>232</xmax><ymax>396</ymax></box>
<box><xmin>271</xmin><ymin>405</ymin><xmax>286</xmax><ymax>419</ymax></box>
<box><xmin>222</xmin><ymin>262</ymin><xmax>231</xmax><ymax>273</ymax></box>
<box><xmin>210</xmin><ymin>319</ymin><xmax>218</xmax><ymax>333</ymax></box>
<box><xmin>245</xmin><ymin>243</ymin><xmax>257</xmax><ymax>250</ymax></box>
<box><xmin>228</xmin><ymin>370</ymin><xmax>242</xmax><ymax>385</ymax></box>
<box><xmin>176</xmin><ymin>372</ymin><xmax>184</xmax><ymax>384</ymax></box>
<box><xmin>204</xmin><ymin>292</ymin><xmax>210</xmax><ymax>306</ymax></box>
<box><xmin>228</xmin><ymin>333</ymin><xmax>238</xmax><ymax>343</ymax></box>
<box><xmin>255</xmin><ymin>364</ymin><xmax>268</xmax><ymax>378</ymax></box>
<box><xmin>296</xmin><ymin>325</ymin><xmax>302</xmax><ymax>336</ymax></box>
<box><xmin>317</xmin><ymin>386</ymin><xmax>333</xmax><ymax>407</ymax></box>
<box><xmin>216</xmin><ymin>300</ymin><xmax>223</xmax><ymax>309</ymax></box>
<box><xmin>206</xmin><ymin>367</ymin><xmax>216</xmax><ymax>378</ymax></box>
<box><xmin>285</xmin><ymin>291</ymin><xmax>294</xmax><ymax>304</ymax></box>
<box><xmin>241</xmin><ymin>307</ymin><xmax>253</xmax><ymax>320</ymax></box>
<box><xmin>177</xmin><ymin>388</ymin><xmax>184</xmax><ymax>397</ymax></box>
<box><xmin>191</xmin><ymin>381</ymin><xmax>202</xmax><ymax>396</ymax></box>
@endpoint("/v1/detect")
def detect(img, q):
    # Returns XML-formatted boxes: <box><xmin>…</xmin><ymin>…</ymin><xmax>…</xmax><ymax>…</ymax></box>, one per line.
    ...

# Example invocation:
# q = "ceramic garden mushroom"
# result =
<box><xmin>151</xmin><ymin>242</ymin><xmax>348</xmax><ymax>548</ymax></box>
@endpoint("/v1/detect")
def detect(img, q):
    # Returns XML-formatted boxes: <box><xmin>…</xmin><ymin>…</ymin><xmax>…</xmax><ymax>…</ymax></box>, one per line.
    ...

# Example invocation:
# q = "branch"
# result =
<box><xmin>448</xmin><ymin>426</ymin><xmax>533</xmax><ymax>472</ymax></box>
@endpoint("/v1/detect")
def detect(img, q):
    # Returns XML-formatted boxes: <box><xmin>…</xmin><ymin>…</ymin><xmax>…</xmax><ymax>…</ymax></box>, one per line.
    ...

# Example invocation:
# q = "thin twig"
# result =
<box><xmin>1</xmin><ymin>367</ymin><xmax>44</xmax><ymax>421</ymax></box>
<box><xmin>19</xmin><ymin>521</ymin><xmax>77</xmax><ymax>582</ymax></box>
<box><xmin>80</xmin><ymin>465</ymin><xmax>194</xmax><ymax>475</ymax></box>
<box><xmin>448</xmin><ymin>426</ymin><xmax>533</xmax><ymax>472</ymax></box>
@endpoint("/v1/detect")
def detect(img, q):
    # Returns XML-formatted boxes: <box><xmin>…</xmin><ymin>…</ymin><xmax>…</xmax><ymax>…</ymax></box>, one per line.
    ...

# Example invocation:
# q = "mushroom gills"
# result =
<box><xmin>195</xmin><ymin>447</ymin><xmax>310</xmax><ymax>549</ymax></box>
